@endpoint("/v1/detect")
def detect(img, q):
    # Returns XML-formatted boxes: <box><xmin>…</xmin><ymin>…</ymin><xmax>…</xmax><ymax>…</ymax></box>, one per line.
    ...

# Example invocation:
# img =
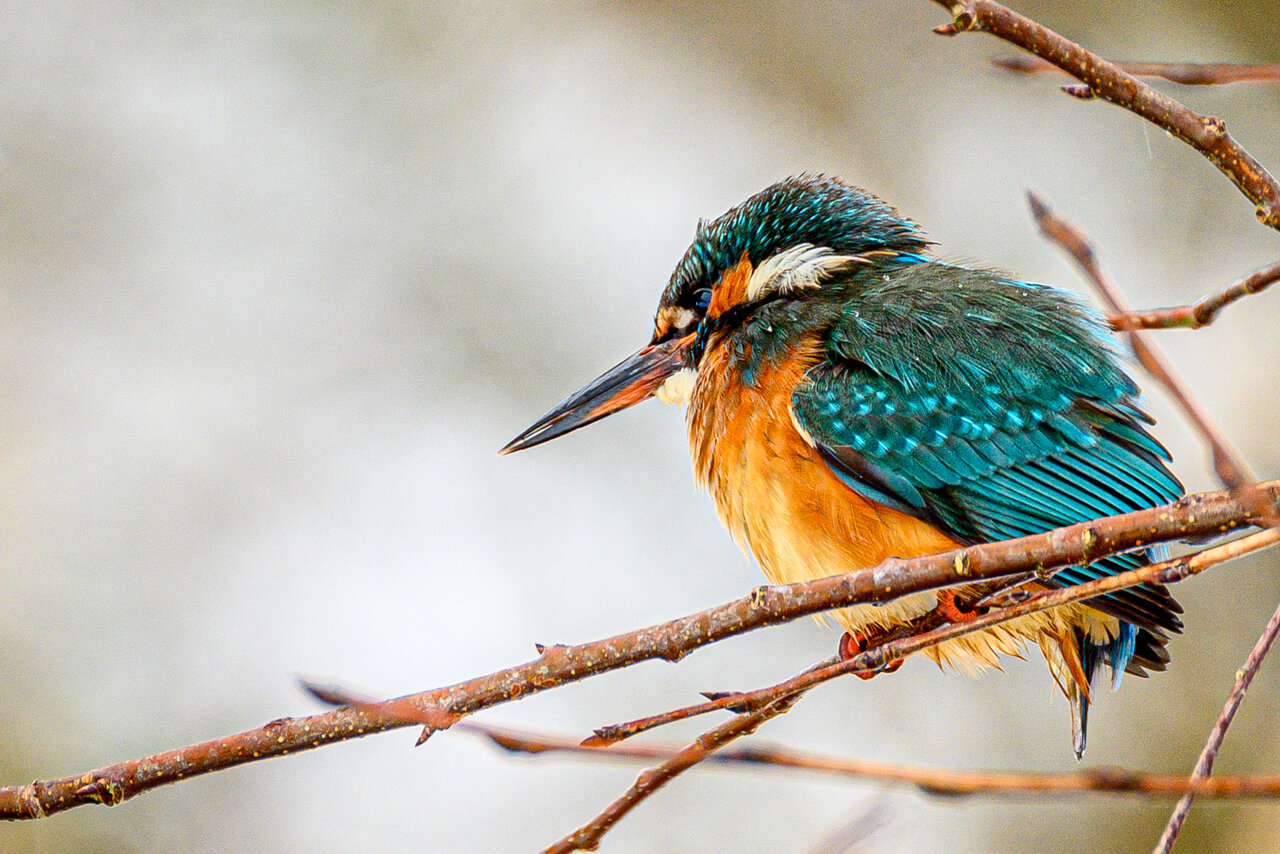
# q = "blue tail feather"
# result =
<box><xmin>1107</xmin><ymin>622</ymin><xmax>1137</xmax><ymax>691</ymax></box>
<box><xmin>1074</xmin><ymin>621</ymin><xmax>1139</xmax><ymax>758</ymax></box>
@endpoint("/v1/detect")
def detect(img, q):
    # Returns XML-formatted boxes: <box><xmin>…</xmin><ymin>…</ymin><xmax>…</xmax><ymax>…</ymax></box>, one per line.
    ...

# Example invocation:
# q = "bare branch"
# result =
<box><xmin>1154</xmin><ymin>595</ymin><xmax>1280</xmax><ymax>853</ymax></box>
<box><xmin>930</xmin><ymin>0</ymin><xmax>1280</xmax><ymax>229</ymax></box>
<box><xmin>993</xmin><ymin>56</ymin><xmax>1280</xmax><ymax>86</ymax></box>
<box><xmin>1026</xmin><ymin>191</ymin><xmax>1280</xmax><ymax>528</ymax></box>
<box><xmin>463</xmin><ymin>722</ymin><xmax>1280</xmax><ymax>799</ymax></box>
<box><xmin>543</xmin><ymin>529</ymin><xmax>1279</xmax><ymax>851</ymax></box>
<box><xmin>1110</xmin><ymin>261</ymin><xmax>1280</xmax><ymax>331</ymax></box>
<box><xmin>598</xmin><ymin>531</ymin><xmax>1280</xmax><ymax>746</ymax></box>
<box><xmin>1026</xmin><ymin>191</ymin><xmax>1280</xmax><ymax>854</ymax></box>
<box><xmin>589</xmin><ymin>576</ymin><xmax>1034</xmax><ymax>745</ymax></box>
<box><xmin>1</xmin><ymin>483</ymin><xmax>1274</xmax><ymax>820</ymax></box>
<box><xmin>543</xmin><ymin>693</ymin><xmax>805</xmax><ymax>854</ymax></box>
<box><xmin>583</xmin><ymin>656</ymin><xmax>840</xmax><ymax>748</ymax></box>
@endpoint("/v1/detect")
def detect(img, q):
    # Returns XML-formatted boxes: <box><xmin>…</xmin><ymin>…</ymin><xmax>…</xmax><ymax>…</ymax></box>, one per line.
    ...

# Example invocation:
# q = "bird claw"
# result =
<box><xmin>935</xmin><ymin>589</ymin><xmax>987</xmax><ymax>624</ymax></box>
<box><xmin>838</xmin><ymin>630</ymin><xmax>904</xmax><ymax>680</ymax></box>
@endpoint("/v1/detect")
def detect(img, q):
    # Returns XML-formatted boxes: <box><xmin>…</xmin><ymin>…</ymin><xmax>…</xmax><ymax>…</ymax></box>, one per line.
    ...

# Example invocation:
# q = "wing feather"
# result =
<box><xmin>789</xmin><ymin>266</ymin><xmax>1184</xmax><ymax>639</ymax></box>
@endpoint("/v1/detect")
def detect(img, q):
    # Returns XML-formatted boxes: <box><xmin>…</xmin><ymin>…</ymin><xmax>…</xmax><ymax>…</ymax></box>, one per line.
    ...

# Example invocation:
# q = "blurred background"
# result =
<box><xmin>1</xmin><ymin>1</ymin><xmax>1277</xmax><ymax>851</ymax></box>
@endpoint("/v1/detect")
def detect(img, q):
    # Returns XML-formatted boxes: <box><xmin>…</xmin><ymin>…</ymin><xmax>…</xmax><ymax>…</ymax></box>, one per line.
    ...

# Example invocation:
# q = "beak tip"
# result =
<box><xmin>498</xmin><ymin>433</ymin><xmax>534</xmax><ymax>456</ymax></box>
<box><xmin>497</xmin><ymin>334</ymin><xmax>692</xmax><ymax>457</ymax></box>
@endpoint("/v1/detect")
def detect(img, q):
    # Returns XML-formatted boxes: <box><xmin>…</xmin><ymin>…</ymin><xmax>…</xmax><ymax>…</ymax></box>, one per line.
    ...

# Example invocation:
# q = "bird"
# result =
<box><xmin>501</xmin><ymin>174</ymin><xmax>1183</xmax><ymax>756</ymax></box>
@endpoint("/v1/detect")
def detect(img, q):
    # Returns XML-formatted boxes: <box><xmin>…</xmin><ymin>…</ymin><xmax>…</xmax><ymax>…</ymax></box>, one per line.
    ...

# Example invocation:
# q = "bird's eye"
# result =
<box><xmin>693</xmin><ymin>288</ymin><xmax>711</xmax><ymax>311</ymax></box>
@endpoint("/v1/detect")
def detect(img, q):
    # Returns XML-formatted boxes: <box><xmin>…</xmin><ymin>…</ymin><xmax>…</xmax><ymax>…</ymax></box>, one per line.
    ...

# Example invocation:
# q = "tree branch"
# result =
<box><xmin>543</xmin><ymin>693</ymin><xmax>805</xmax><ymax>854</ymax></box>
<box><xmin>1018</xmin><ymin>120</ymin><xmax>1280</xmax><ymax>854</ymax></box>
<box><xmin>1109</xmin><ymin>261</ymin><xmax>1280</xmax><ymax>331</ymax></box>
<box><xmin>1154</xmin><ymin>593</ymin><xmax>1280</xmax><ymax>854</ymax></box>
<box><xmin>586</xmin><ymin>575</ymin><xmax>1026</xmax><ymax>745</ymax></box>
<box><xmin>993</xmin><ymin>56</ymin><xmax>1280</xmax><ymax>86</ymax></box>
<box><xmin>462</xmin><ymin>721</ymin><xmax>1280</xmax><ymax>799</ymax></box>
<box><xmin>540</xmin><ymin>529</ymin><xmax>1279</xmax><ymax>852</ymax></box>
<box><xmin>929</xmin><ymin>0</ymin><xmax>1280</xmax><ymax>230</ymax></box>
<box><xmin>537</xmin><ymin>530</ymin><xmax>1280</xmax><ymax>851</ymax></box>
<box><xmin>1</xmin><ymin>483</ymin><xmax>1275</xmax><ymax>820</ymax></box>
<box><xmin>1027</xmin><ymin>191</ymin><xmax>1280</xmax><ymax>528</ymax></box>
<box><xmin>307</xmin><ymin>530</ymin><xmax>1280</xmax><ymax>853</ymax></box>
<box><xmin>592</xmin><ymin>530</ymin><xmax>1280</xmax><ymax>747</ymax></box>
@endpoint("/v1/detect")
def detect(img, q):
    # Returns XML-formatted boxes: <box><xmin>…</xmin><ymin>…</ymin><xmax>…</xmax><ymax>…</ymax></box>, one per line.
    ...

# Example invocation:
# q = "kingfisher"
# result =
<box><xmin>502</xmin><ymin>175</ymin><xmax>1183</xmax><ymax>756</ymax></box>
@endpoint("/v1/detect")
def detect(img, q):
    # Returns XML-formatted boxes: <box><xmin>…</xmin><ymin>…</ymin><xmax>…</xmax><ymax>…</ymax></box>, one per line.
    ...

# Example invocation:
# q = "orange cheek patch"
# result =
<box><xmin>707</xmin><ymin>253</ymin><xmax>754</xmax><ymax>319</ymax></box>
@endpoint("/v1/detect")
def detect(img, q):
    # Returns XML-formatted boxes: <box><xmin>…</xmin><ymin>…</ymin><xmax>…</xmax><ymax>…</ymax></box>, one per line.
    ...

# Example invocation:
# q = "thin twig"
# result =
<box><xmin>993</xmin><ymin>55</ymin><xmax>1280</xmax><ymax>86</ymax></box>
<box><xmin>930</xmin><ymin>0</ymin><xmax>1280</xmax><ymax>229</ymax></box>
<box><xmin>462</xmin><ymin>721</ymin><xmax>1280</xmax><ymax>799</ymax></box>
<box><xmin>1027</xmin><ymin>189</ymin><xmax>1280</xmax><ymax>851</ymax></box>
<box><xmin>1027</xmin><ymin>191</ymin><xmax>1280</xmax><ymax>528</ymax></box>
<box><xmin>590</xmin><ymin>579</ymin><xmax>1026</xmax><ymax>746</ymax></box>
<box><xmin>586</xmin><ymin>578</ymin><xmax>1036</xmax><ymax>746</ymax></box>
<box><xmin>1027</xmin><ymin>193</ymin><xmax>1280</xmax><ymax>851</ymax></box>
<box><xmin>1110</xmin><ymin>261</ymin><xmax>1280</xmax><ymax>331</ymax></box>
<box><xmin>595</xmin><ymin>531</ymin><xmax>1280</xmax><ymax>746</ymax></box>
<box><xmin>583</xmin><ymin>656</ymin><xmax>841</xmax><ymax>748</ymax></box>
<box><xmin>543</xmin><ymin>529</ymin><xmax>1279</xmax><ymax>852</ymax></box>
<box><xmin>1153</xmin><ymin>594</ymin><xmax>1280</xmax><ymax>853</ymax></box>
<box><xmin>1</xmin><ymin>484</ymin><xmax>1275</xmax><ymax>821</ymax></box>
<box><xmin>543</xmin><ymin>693</ymin><xmax>806</xmax><ymax>854</ymax></box>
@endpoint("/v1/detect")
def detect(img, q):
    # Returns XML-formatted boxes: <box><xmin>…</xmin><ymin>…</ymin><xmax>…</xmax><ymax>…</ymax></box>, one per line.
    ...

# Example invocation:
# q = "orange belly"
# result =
<box><xmin>687</xmin><ymin>335</ymin><xmax>1119</xmax><ymax>679</ymax></box>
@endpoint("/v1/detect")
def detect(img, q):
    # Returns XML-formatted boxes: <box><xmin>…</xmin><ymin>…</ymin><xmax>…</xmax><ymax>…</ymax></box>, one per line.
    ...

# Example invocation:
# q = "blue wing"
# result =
<box><xmin>789</xmin><ymin>265</ymin><xmax>1183</xmax><ymax>672</ymax></box>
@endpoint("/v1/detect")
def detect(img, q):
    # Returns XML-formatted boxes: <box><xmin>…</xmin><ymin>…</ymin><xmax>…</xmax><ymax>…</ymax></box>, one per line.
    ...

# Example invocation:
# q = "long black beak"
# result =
<box><xmin>500</xmin><ymin>333</ymin><xmax>693</xmax><ymax>455</ymax></box>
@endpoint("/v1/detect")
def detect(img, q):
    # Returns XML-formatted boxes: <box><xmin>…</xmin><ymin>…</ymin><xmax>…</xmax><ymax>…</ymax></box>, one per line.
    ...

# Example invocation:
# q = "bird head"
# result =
<box><xmin>500</xmin><ymin>174</ymin><xmax>927</xmax><ymax>454</ymax></box>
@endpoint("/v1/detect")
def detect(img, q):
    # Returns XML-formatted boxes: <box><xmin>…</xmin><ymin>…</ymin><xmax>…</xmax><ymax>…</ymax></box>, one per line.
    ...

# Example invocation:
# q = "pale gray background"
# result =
<box><xmin>2</xmin><ymin>1</ymin><xmax>1278</xmax><ymax>851</ymax></box>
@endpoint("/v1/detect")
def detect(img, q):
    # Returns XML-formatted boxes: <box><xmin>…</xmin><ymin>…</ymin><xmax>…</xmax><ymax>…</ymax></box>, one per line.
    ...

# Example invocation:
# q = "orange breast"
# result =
<box><xmin>689</xmin><ymin>334</ymin><xmax>962</xmax><ymax>585</ymax></box>
<box><xmin>686</xmin><ymin>332</ymin><xmax>1123</xmax><ymax>684</ymax></box>
<box><xmin>687</xmin><ymin>332</ymin><xmax>965</xmax><ymax>640</ymax></box>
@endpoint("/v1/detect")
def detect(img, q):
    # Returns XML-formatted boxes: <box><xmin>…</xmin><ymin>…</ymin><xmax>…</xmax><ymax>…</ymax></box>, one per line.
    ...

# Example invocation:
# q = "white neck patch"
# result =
<box><xmin>655</xmin><ymin>367</ymin><xmax>697</xmax><ymax>406</ymax></box>
<box><xmin>746</xmin><ymin>243</ymin><xmax>864</xmax><ymax>301</ymax></box>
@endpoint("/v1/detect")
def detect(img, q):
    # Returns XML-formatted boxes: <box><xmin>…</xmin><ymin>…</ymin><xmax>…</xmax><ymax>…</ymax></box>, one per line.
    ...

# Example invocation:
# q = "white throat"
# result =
<box><xmin>655</xmin><ymin>367</ymin><xmax>697</xmax><ymax>406</ymax></box>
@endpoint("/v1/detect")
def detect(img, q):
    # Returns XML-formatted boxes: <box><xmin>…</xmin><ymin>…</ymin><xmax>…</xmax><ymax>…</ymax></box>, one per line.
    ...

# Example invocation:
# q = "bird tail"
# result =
<box><xmin>1061</xmin><ymin>544</ymin><xmax>1178</xmax><ymax>758</ymax></box>
<box><xmin>1065</xmin><ymin>621</ymin><xmax>1139</xmax><ymax>759</ymax></box>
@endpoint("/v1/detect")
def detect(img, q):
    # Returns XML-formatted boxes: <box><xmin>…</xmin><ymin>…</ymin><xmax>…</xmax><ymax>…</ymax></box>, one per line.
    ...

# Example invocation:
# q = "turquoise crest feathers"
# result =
<box><xmin>662</xmin><ymin>174</ymin><xmax>930</xmax><ymax>308</ymax></box>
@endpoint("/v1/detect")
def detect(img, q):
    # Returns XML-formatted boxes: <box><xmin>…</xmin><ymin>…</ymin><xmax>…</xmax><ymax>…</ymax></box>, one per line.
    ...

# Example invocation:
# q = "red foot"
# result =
<box><xmin>936</xmin><ymin>589</ymin><xmax>986</xmax><ymax>624</ymax></box>
<box><xmin>837</xmin><ymin>631</ymin><xmax>863</xmax><ymax>661</ymax></box>
<box><xmin>838</xmin><ymin>630</ymin><xmax>904</xmax><ymax>680</ymax></box>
